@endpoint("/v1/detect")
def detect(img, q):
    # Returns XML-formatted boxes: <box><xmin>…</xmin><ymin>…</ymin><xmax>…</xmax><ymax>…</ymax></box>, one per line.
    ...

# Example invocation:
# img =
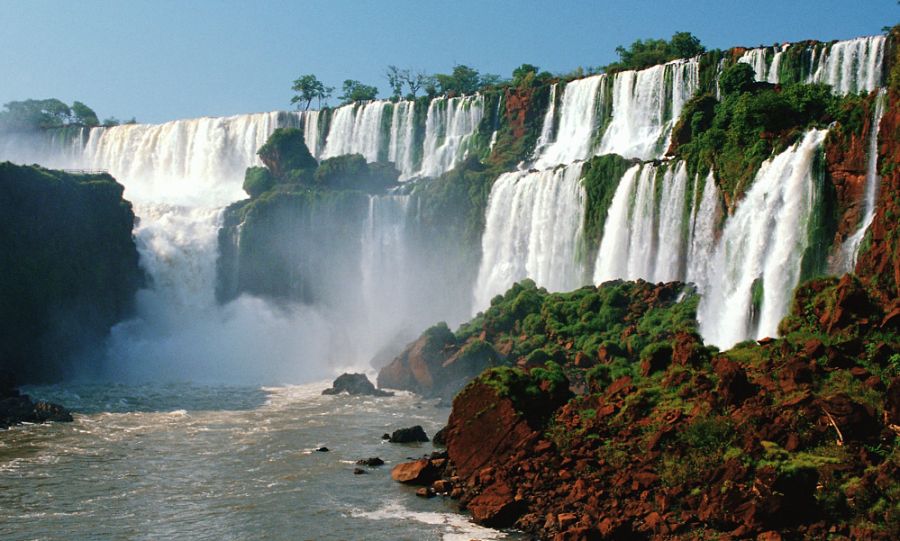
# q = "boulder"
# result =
<box><xmin>322</xmin><ymin>373</ymin><xmax>393</xmax><ymax>397</ymax></box>
<box><xmin>389</xmin><ymin>425</ymin><xmax>429</xmax><ymax>443</ymax></box>
<box><xmin>466</xmin><ymin>480</ymin><xmax>524</xmax><ymax>527</ymax></box>
<box><xmin>391</xmin><ymin>459</ymin><xmax>441</xmax><ymax>485</ymax></box>
<box><xmin>356</xmin><ymin>457</ymin><xmax>385</xmax><ymax>467</ymax></box>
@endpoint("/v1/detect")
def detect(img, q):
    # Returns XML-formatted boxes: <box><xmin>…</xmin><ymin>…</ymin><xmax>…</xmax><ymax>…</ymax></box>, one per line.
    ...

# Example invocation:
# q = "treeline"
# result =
<box><xmin>0</xmin><ymin>98</ymin><xmax>135</xmax><ymax>132</ymax></box>
<box><xmin>290</xmin><ymin>31</ymin><xmax>705</xmax><ymax>110</ymax></box>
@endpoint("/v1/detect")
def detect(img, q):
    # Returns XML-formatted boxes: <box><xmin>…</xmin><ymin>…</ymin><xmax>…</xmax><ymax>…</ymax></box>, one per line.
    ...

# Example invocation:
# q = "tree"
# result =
<box><xmin>0</xmin><ymin>99</ymin><xmax>71</xmax><ymax>131</ymax></box>
<box><xmin>435</xmin><ymin>64</ymin><xmax>481</xmax><ymax>95</ymax></box>
<box><xmin>402</xmin><ymin>70</ymin><xmax>429</xmax><ymax>98</ymax></box>
<box><xmin>479</xmin><ymin>73</ymin><xmax>504</xmax><ymax>87</ymax></box>
<box><xmin>338</xmin><ymin>80</ymin><xmax>379</xmax><ymax>104</ymax></box>
<box><xmin>385</xmin><ymin>65</ymin><xmax>406</xmax><ymax>99</ymax></box>
<box><xmin>291</xmin><ymin>74</ymin><xmax>333</xmax><ymax>110</ymax></box>
<box><xmin>719</xmin><ymin>63</ymin><xmax>756</xmax><ymax>95</ymax></box>
<box><xmin>102</xmin><ymin>117</ymin><xmax>120</xmax><ymax>127</ymax></box>
<box><xmin>669</xmin><ymin>31</ymin><xmax>705</xmax><ymax>59</ymax></box>
<box><xmin>605</xmin><ymin>31</ymin><xmax>705</xmax><ymax>72</ymax></box>
<box><xmin>71</xmin><ymin>101</ymin><xmax>99</xmax><ymax>127</ymax></box>
<box><xmin>512</xmin><ymin>64</ymin><xmax>540</xmax><ymax>86</ymax></box>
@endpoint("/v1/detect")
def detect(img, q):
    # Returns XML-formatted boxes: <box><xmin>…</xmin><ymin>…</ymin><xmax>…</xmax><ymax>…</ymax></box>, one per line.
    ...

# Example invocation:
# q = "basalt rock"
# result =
<box><xmin>321</xmin><ymin>373</ymin><xmax>393</xmax><ymax>397</ymax></box>
<box><xmin>388</xmin><ymin>425</ymin><xmax>429</xmax><ymax>443</ymax></box>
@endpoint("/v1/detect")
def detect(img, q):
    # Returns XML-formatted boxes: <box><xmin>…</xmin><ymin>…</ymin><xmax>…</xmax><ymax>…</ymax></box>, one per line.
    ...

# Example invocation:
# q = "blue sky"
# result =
<box><xmin>0</xmin><ymin>0</ymin><xmax>896</xmax><ymax>123</ymax></box>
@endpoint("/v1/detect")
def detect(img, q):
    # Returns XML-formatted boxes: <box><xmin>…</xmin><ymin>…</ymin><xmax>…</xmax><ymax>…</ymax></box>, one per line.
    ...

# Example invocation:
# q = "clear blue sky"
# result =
<box><xmin>1</xmin><ymin>0</ymin><xmax>896</xmax><ymax>124</ymax></box>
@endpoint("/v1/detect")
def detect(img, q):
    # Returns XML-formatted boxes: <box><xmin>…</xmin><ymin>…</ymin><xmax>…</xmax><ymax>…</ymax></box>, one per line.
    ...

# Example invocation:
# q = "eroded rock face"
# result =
<box><xmin>376</xmin><ymin>325</ymin><xmax>456</xmax><ymax>397</ymax></box>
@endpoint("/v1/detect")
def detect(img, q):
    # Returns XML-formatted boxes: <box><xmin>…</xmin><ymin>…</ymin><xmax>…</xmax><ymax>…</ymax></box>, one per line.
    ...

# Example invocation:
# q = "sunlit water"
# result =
<box><xmin>0</xmin><ymin>382</ymin><xmax>513</xmax><ymax>541</ymax></box>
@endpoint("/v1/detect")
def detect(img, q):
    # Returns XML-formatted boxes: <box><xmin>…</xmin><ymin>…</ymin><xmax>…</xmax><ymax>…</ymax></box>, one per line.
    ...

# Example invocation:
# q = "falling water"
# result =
<box><xmin>387</xmin><ymin>102</ymin><xmax>417</xmax><ymax>179</ymax></box>
<box><xmin>697</xmin><ymin>129</ymin><xmax>828</xmax><ymax>349</ymax></box>
<box><xmin>321</xmin><ymin>101</ymin><xmax>389</xmax><ymax>162</ymax></box>
<box><xmin>302</xmin><ymin>110</ymin><xmax>323</xmax><ymax>159</ymax></box>
<box><xmin>685</xmin><ymin>170</ymin><xmax>721</xmax><ymax>289</ymax></box>
<box><xmin>840</xmin><ymin>89</ymin><xmax>887</xmax><ymax>270</ymax></box>
<box><xmin>809</xmin><ymin>35</ymin><xmax>886</xmax><ymax>95</ymax></box>
<box><xmin>534</xmin><ymin>76</ymin><xmax>604</xmax><ymax>167</ymax></box>
<box><xmin>533</xmin><ymin>83</ymin><xmax>558</xmax><ymax>157</ymax></box>
<box><xmin>597</xmin><ymin>59</ymin><xmax>699</xmax><ymax>160</ymax></box>
<box><xmin>473</xmin><ymin>163</ymin><xmax>586</xmax><ymax>309</ymax></box>
<box><xmin>419</xmin><ymin>94</ymin><xmax>485</xmax><ymax>178</ymax></box>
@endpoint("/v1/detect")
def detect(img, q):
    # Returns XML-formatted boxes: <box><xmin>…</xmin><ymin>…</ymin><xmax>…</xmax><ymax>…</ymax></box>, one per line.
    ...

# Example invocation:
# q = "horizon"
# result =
<box><xmin>1</xmin><ymin>0</ymin><xmax>897</xmax><ymax>124</ymax></box>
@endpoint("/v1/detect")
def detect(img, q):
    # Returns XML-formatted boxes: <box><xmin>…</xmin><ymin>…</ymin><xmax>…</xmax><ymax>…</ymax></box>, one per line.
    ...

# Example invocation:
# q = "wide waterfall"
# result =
<box><xmin>321</xmin><ymin>101</ymin><xmax>390</xmax><ymax>163</ymax></box>
<box><xmin>473</xmin><ymin>163</ymin><xmax>586</xmax><ymax>309</ymax></box>
<box><xmin>419</xmin><ymin>94</ymin><xmax>485</xmax><ymax>178</ymax></box>
<box><xmin>736</xmin><ymin>35</ymin><xmax>886</xmax><ymax>95</ymax></box>
<box><xmin>592</xmin><ymin>162</ymin><xmax>690</xmax><ymax>284</ymax></box>
<box><xmin>697</xmin><ymin>129</ymin><xmax>828</xmax><ymax>349</ymax></box>
<box><xmin>534</xmin><ymin>76</ymin><xmax>604</xmax><ymax>167</ymax></box>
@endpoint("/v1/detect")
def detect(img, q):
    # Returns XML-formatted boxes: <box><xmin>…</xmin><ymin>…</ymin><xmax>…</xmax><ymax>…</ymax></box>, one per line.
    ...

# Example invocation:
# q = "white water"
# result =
<box><xmin>534</xmin><ymin>76</ymin><xmax>604</xmax><ymax>167</ymax></box>
<box><xmin>592</xmin><ymin>161</ymin><xmax>690</xmax><ymax>284</ymax></box>
<box><xmin>473</xmin><ymin>163</ymin><xmax>586</xmax><ymax>309</ymax></box>
<box><xmin>597</xmin><ymin>59</ymin><xmax>699</xmax><ymax>160</ymax></box>
<box><xmin>322</xmin><ymin>101</ymin><xmax>390</xmax><ymax>163</ymax></box>
<box><xmin>387</xmin><ymin>102</ymin><xmax>417</xmax><ymax>179</ymax></box>
<box><xmin>685</xmin><ymin>170</ymin><xmax>721</xmax><ymax>289</ymax></box>
<box><xmin>698</xmin><ymin>129</ymin><xmax>828</xmax><ymax>349</ymax></box>
<box><xmin>419</xmin><ymin>94</ymin><xmax>485</xmax><ymax>178</ymax></box>
<box><xmin>533</xmin><ymin>83</ymin><xmax>558</xmax><ymax>157</ymax></box>
<box><xmin>839</xmin><ymin>89</ymin><xmax>887</xmax><ymax>271</ymax></box>
<box><xmin>810</xmin><ymin>35</ymin><xmax>886</xmax><ymax>95</ymax></box>
<box><xmin>738</xmin><ymin>46</ymin><xmax>784</xmax><ymax>84</ymax></box>
<box><xmin>302</xmin><ymin>109</ymin><xmax>323</xmax><ymax>159</ymax></box>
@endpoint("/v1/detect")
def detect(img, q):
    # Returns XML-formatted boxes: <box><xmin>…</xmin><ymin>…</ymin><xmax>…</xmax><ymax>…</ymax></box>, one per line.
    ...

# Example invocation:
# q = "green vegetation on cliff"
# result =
<box><xmin>0</xmin><ymin>163</ymin><xmax>143</xmax><ymax>383</ymax></box>
<box><xmin>604</xmin><ymin>31</ymin><xmax>706</xmax><ymax>72</ymax></box>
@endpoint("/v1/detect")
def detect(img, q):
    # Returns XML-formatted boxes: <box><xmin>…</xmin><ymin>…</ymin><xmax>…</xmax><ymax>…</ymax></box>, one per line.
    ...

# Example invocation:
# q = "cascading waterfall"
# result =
<box><xmin>419</xmin><ymin>94</ymin><xmax>485</xmax><ymax>178</ymax></box>
<box><xmin>697</xmin><ymin>129</ymin><xmax>828</xmax><ymax>349</ymax></box>
<box><xmin>302</xmin><ymin>109</ymin><xmax>323</xmax><ymax>159</ymax></box>
<box><xmin>738</xmin><ymin>46</ymin><xmax>784</xmax><ymax>84</ymax></box>
<box><xmin>534</xmin><ymin>76</ymin><xmax>604</xmax><ymax>167</ymax></box>
<box><xmin>533</xmin><ymin>83</ymin><xmax>558</xmax><ymax>157</ymax></box>
<box><xmin>597</xmin><ymin>59</ymin><xmax>699</xmax><ymax>160</ymax></box>
<box><xmin>473</xmin><ymin>163</ymin><xmax>586</xmax><ymax>309</ymax></box>
<box><xmin>321</xmin><ymin>101</ymin><xmax>389</xmax><ymax>162</ymax></box>
<box><xmin>592</xmin><ymin>162</ymin><xmax>690</xmax><ymax>284</ymax></box>
<box><xmin>809</xmin><ymin>35</ymin><xmax>886</xmax><ymax>95</ymax></box>
<box><xmin>685</xmin><ymin>170</ymin><xmax>721</xmax><ymax>289</ymax></box>
<box><xmin>839</xmin><ymin>89</ymin><xmax>887</xmax><ymax>270</ymax></box>
<box><xmin>387</xmin><ymin>101</ymin><xmax>417</xmax><ymax>179</ymax></box>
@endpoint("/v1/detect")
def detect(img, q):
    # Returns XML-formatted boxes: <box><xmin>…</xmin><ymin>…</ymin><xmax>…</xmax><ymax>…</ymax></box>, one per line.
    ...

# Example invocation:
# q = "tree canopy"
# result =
<box><xmin>339</xmin><ymin>80</ymin><xmax>379</xmax><ymax>104</ymax></box>
<box><xmin>291</xmin><ymin>74</ymin><xmax>333</xmax><ymax>110</ymax></box>
<box><xmin>604</xmin><ymin>31</ymin><xmax>706</xmax><ymax>72</ymax></box>
<box><xmin>0</xmin><ymin>98</ymin><xmax>116</xmax><ymax>131</ymax></box>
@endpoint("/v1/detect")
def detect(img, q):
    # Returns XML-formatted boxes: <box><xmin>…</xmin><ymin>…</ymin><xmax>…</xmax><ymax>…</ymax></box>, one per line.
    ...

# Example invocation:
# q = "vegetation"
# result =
<box><xmin>338</xmin><ymin>79</ymin><xmax>379</xmax><ymax>104</ymax></box>
<box><xmin>603</xmin><ymin>31</ymin><xmax>705</xmax><ymax>72</ymax></box>
<box><xmin>291</xmin><ymin>74</ymin><xmax>334</xmax><ymax>110</ymax></box>
<box><xmin>0</xmin><ymin>98</ymin><xmax>116</xmax><ymax>131</ymax></box>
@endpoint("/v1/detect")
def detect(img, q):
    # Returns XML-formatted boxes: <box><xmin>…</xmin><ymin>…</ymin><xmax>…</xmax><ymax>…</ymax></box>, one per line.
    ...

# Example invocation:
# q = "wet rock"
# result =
<box><xmin>391</xmin><ymin>459</ymin><xmax>441</xmax><ymax>485</ymax></box>
<box><xmin>389</xmin><ymin>425</ymin><xmax>429</xmax><ymax>443</ymax></box>
<box><xmin>432</xmin><ymin>425</ymin><xmax>448</xmax><ymax>447</ymax></box>
<box><xmin>321</xmin><ymin>373</ymin><xmax>393</xmax><ymax>397</ymax></box>
<box><xmin>315</xmin><ymin>446</ymin><xmax>329</xmax><ymax>452</ymax></box>
<box><xmin>353</xmin><ymin>468</ymin><xmax>367</xmax><ymax>475</ymax></box>
<box><xmin>415</xmin><ymin>487</ymin><xmax>435</xmax><ymax>498</ymax></box>
<box><xmin>355</xmin><ymin>457</ymin><xmax>384</xmax><ymax>467</ymax></box>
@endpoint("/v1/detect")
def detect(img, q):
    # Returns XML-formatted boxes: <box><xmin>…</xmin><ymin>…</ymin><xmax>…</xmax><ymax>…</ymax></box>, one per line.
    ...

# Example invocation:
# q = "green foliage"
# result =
<box><xmin>71</xmin><ymin>101</ymin><xmax>99</xmax><ymax>127</ymax></box>
<box><xmin>314</xmin><ymin>154</ymin><xmax>399</xmax><ymax>192</ymax></box>
<box><xmin>605</xmin><ymin>31</ymin><xmax>705</xmax><ymax>72</ymax></box>
<box><xmin>511</xmin><ymin>64</ymin><xmax>540</xmax><ymax>86</ymax></box>
<box><xmin>339</xmin><ymin>80</ymin><xmax>379</xmax><ymax>104</ymax></box>
<box><xmin>291</xmin><ymin>74</ymin><xmax>333</xmax><ymax>110</ymax></box>
<box><xmin>435</xmin><ymin>64</ymin><xmax>482</xmax><ymax>95</ymax></box>
<box><xmin>673</xmin><ymin>79</ymin><xmax>839</xmax><ymax>201</ymax></box>
<box><xmin>242</xmin><ymin>166</ymin><xmax>276</xmax><ymax>198</ymax></box>
<box><xmin>257</xmin><ymin>127</ymin><xmax>318</xmax><ymax>179</ymax></box>
<box><xmin>719</xmin><ymin>63</ymin><xmax>756</xmax><ymax>95</ymax></box>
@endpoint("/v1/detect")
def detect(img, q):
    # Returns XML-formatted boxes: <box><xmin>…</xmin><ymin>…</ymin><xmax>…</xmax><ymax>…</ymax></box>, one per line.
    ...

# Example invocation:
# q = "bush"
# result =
<box><xmin>242</xmin><ymin>166</ymin><xmax>275</xmax><ymax>198</ymax></box>
<box><xmin>257</xmin><ymin>128</ymin><xmax>317</xmax><ymax>178</ymax></box>
<box><xmin>314</xmin><ymin>154</ymin><xmax>399</xmax><ymax>192</ymax></box>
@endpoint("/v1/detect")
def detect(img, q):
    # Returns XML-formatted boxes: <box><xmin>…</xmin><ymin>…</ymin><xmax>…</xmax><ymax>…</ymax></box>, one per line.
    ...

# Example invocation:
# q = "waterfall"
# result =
<box><xmin>697</xmin><ymin>129</ymin><xmax>828</xmax><ymax>349</ymax></box>
<box><xmin>685</xmin><ymin>170</ymin><xmax>721</xmax><ymax>289</ymax></box>
<box><xmin>533</xmin><ymin>83</ymin><xmax>558</xmax><ymax>157</ymax></box>
<box><xmin>840</xmin><ymin>89</ymin><xmax>887</xmax><ymax>270</ymax></box>
<box><xmin>738</xmin><ymin>48</ymin><xmax>769</xmax><ymax>82</ymax></box>
<box><xmin>597</xmin><ymin>58</ymin><xmax>699</xmax><ymax>160</ymax></box>
<box><xmin>419</xmin><ymin>94</ymin><xmax>485</xmax><ymax>178</ymax></box>
<box><xmin>534</xmin><ymin>76</ymin><xmax>603</xmax><ymax>167</ymax></box>
<box><xmin>592</xmin><ymin>161</ymin><xmax>689</xmax><ymax>283</ymax></box>
<box><xmin>302</xmin><ymin>110</ymin><xmax>323</xmax><ymax>159</ymax></box>
<box><xmin>473</xmin><ymin>163</ymin><xmax>586</xmax><ymax>309</ymax></box>
<box><xmin>80</xmin><ymin>112</ymin><xmax>281</xmax><ymax>206</ymax></box>
<box><xmin>809</xmin><ymin>35</ymin><xmax>886</xmax><ymax>94</ymax></box>
<box><xmin>387</xmin><ymin>101</ymin><xmax>417</xmax><ymax>179</ymax></box>
<box><xmin>321</xmin><ymin>101</ymin><xmax>389</xmax><ymax>162</ymax></box>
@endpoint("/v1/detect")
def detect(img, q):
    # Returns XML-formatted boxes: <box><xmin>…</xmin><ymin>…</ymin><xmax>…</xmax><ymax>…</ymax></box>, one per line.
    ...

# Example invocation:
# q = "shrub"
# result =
<box><xmin>242</xmin><ymin>166</ymin><xmax>275</xmax><ymax>198</ymax></box>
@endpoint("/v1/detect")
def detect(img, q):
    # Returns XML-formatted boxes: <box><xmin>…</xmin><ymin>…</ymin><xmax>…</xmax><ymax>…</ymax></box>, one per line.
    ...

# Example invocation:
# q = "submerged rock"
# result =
<box><xmin>0</xmin><ymin>371</ymin><xmax>72</xmax><ymax>429</ymax></box>
<box><xmin>356</xmin><ymin>457</ymin><xmax>385</xmax><ymax>467</ymax></box>
<box><xmin>389</xmin><ymin>425</ymin><xmax>429</xmax><ymax>443</ymax></box>
<box><xmin>321</xmin><ymin>373</ymin><xmax>393</xmax><ymax>397</ymax></box>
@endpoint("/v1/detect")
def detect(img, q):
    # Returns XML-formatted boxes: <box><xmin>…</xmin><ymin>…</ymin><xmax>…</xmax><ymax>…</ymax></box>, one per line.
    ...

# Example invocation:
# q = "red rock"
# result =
<box><xmin>557</xmin><ymin>512</ymin><xmax>578</xmax><ymax>528</ymax></box>
<box><xmin>432</xmin><ymin>479</ymin><xmax>450</xmax><ymax>493</ymax></box>
<box><xmin>415</xmin><ymin>487</ymin><xmax>435</xmax><ymax>498</ymax></box>
<box><xmin>467</xmin><ymin>481</ymin><xmax>524</xmax><ymax>527</ymax></box>
<box><xmin>757</xmin><ymin>531</ymin><xmax>782</xmax><ymax>541</ymax></box>
<box><xmin>887</xmin><ymin>376</ymin><xmax>900</xmax><ymax>425</ymax></box>
<box><xmin>713</xmin><ymin>356</ymin><xmax>757</xmax><ymax>406</ymax></box>
<box><xmin>391</xmin><ymin>459</ymin><xmax>441</xmax><ymax>485</ymax></box>
<box><xmin>574</xmin><ymin>351</ymin><xmax>595</xmax><ymax>368</ymax></box>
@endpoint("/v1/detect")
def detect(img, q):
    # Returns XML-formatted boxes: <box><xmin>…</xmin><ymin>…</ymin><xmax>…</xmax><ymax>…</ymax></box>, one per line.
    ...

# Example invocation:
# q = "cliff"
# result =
<box><xmin>0</xmin><ymin>162</ymin><xmax>143</xmax><ymax>383</ymax></box>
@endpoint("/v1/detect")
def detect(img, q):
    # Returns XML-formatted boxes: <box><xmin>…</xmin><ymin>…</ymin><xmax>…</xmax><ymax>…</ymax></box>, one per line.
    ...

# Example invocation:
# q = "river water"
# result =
<box><xmin>0</xmin><ymin>382</ymin><xmax>511</xmax><ymax>541</ymax></box>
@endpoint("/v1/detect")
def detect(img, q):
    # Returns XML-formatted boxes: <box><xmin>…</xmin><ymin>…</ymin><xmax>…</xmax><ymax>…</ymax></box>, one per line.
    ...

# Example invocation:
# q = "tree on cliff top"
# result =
<box><xmin>604</xmin><ymin>31</ymin><xmax>705</xmax><ymax>72</ymax></box>
<box><xmin>291</xmin><ymin>74</ymin><xmax>333</xmax><ymax>110</ymax></box>
<box><xmin>338</xmin><ymin>80</ymin><xmax>379</xmax><ymax>105</ymax></box>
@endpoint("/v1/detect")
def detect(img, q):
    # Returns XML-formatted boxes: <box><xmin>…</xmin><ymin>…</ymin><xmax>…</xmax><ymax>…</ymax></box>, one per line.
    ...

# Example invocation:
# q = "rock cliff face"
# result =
<box><xmin>0</xmin><ymin>162</ymin><xmax>142</xmax><ymax>383</ymax></box>
<box><xmin>404</xmin><ymin>274</ymin><xmax>899</xmax><ymax>540</ymax></box>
